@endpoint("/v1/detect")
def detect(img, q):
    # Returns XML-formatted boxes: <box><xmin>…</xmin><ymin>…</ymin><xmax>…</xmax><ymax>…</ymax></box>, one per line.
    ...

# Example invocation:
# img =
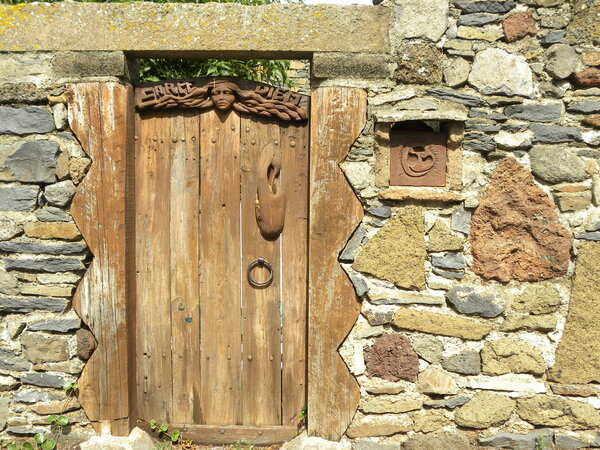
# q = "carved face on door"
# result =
<box><xmin>211</xmin><ymin>84</ymin><xmax>236</xmax><ymax>111</ymax></box>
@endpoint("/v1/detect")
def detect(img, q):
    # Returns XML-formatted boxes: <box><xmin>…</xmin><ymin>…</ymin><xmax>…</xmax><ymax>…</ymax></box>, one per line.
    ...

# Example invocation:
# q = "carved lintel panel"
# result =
<box><xmin>135</xmin><ymin>78</ymin><xmax>309</xmax><ymax>122</ymax></box>
<box><xmin>390</xmin><ymin>130</ymin><xmax>447</xmax><ymax>187</ymax></box>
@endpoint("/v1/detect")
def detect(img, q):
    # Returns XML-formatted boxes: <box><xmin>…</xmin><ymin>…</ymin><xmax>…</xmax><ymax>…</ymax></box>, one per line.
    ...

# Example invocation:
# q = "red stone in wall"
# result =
<box><xmin>471</xmin><ymin>158</ymin><xmax>572</xmax><ymax>282</ymax></box>
<box><xmin>503</xmin><ymin>10</ymin><xmax>537</xmax><ymax>43</ymax></box>
<box><xmin>364</xmin><ymin>333</ymin><xmax>419</xmax><ymax>382</ymax></box>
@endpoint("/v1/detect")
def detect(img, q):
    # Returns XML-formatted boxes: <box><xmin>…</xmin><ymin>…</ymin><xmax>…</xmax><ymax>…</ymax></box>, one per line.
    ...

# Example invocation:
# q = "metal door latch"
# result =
<box><xmin>247</xmin><ymin>257</ymin><xmax>273</xmax><ymax>288</ymax></box>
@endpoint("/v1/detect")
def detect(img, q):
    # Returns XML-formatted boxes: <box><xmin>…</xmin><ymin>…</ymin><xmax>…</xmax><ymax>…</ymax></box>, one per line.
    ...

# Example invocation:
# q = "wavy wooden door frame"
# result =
<box><xmin>67</xmin><ymin>82</ymin><xmax>366</xmax><ymax>441</ymax></box>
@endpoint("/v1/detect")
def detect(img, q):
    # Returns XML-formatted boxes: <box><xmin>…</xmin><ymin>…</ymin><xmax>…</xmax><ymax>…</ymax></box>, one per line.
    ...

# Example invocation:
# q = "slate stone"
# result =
<box><xmin>425</xmin><ymin>88</ymin><xmax>485</xmax><ymax>106</ymax></box>
<box><xmin>454</xmin><ymin>0</ymin><xmax>515</xmax><ymax>14</ymax></box>
<box><xmin>465</xmin><ymin>120</ymin><xmax>501</xmax><ymax>133</ymax></box>
<box><xmin>442</xmin><ymin>350</ymin><xmax>481</xmax><ymax>375</ymax></box>
<box><xmin>348</xmin><ymin>272</ymin><xmax>369</xmax><ymax>297</ymax></box>
<box><xmin>432</xmin><ymin>267</ymin><xmax>464</xmax><ymax>279</ymax></box>
<box><xmin>363</xmin><ymin>309</ymin><xmax>395</xmax><ymax>326</ymax></box>
<box><xmin>529</xmin><ymin>146</ymin><xmax>587</xmax><ymax>184</ymax></box>
<box><xmin>0</xmin><ymin>185</ymin><xmax>40</xmax><ymax>212</ymax></box>
<box><xmin>458</xmin><ymin>13</ymin><xmax>499</xmax><ymax>26</ymax></box>
<box><xmin>340</xmin><ymin>225</ymin><xmax>366</xmax><ymax>262</ymax></box>
<box><xmin>0</xmin><ymin>348</ymin><xmax>31</xmax><ymax>371</ymax></box>
<box><xmin>13</xmin><ymin>389</ymin><xmax>61</xmax><ymax>404</ymax></box>
<box><xmin>368</xmin><ymin>206</ymin><xmax>392</xmax><ymax>219</ymax></box>
<box><xmin>479</xmin><ymin>430</ymin><xmax>554</xmax><ymax>449</ymax></box>
<box><xmin>463</xmin><ymin>133</ymin><xmax>496</xmax><ymax>152</ymax></box>
<box><xmin>447</xmin><ymin>285</ymin><xmax>505</xmax><ymax>318</ymax></box>
<box><xmin>0</xmin><ymin>297</ymin><xmax>68</xmax><ymax>313</ymax></box>
<box><xmin>530</xmin><ymin>124</ymin><xmax>582</xmax><ymax>143</ymax></box>
<box><xmin>451</xmin><ymin>205</ymin><xmax>471</xmax><ymax>234</ymax></box>
<box><xmin>5</xmin><ymin>141</ymin><xmax>59</xmax><ymax>184</ymax></box>
<box><xmin>541</xmin><ymin>31</ymin><xmax>565</xmax><ymax>46</ymax></box>
<box><xmin>0</xmin><ymin>241</ymin><xmax>86</xmax><ymax>255</ymax></box>
<box><xmin>554</xmin><ymin>435</ymin><xmax>588</xmax><ymax>449</ymax></box>
<box><xmin>34</xmin><ymin>207</ymin><xmax>71</xmax><ymax>222</ymax></box>
<box><xmin>575</xmin><ymin>232</ymin><xmax>600</xmax><ymax>241</ymax></box>
<box><xmin>28</xmin><ymin>319</ymin><xmax>81</xmax><ymax>333</ymax></box>
<box><xmin>6</xmin><ymin>426</ymin><xmax>49</xmax><ymax>436</ymax></box>
<box><xmin>20</xmin><ymin>372</ymin><xmax>69</xmax><ymax>389</ymax></box>
<box><xmin>424</xmin><ymin>396</ymin><xmax>470</xmax><ymax>409</ymax></box>
<box><xmin>0</xmin><ymin>106</ymin><xmax>55</xmax><ymax>135</ymax></box>
<box><xmin>43</xmin><ymin>180</ymin><xmax>77</xmax><ymax>207</ymax></box>
<box><xmin>431</xmin><ymin>253</ymin><xmax>465</xmax><ymax>270</ymax></box>
<box><xmin>4</xmin><ymin>257</ymin><xmax>84</xmax><ymax>272</ymax></box>
<box><xmin>504</xmin><ymin>104</ymin><xmax>562</xmax><ymax>123</ymax></box>
<box><xmin>468</xmin><ymin>109</ymin><xmax>506</xmax><ymax>121</ymax></box>
<box><xmin>568</xmin><ymin>101</ymin><xmax>600</xmax><ymax>114</ymax></box>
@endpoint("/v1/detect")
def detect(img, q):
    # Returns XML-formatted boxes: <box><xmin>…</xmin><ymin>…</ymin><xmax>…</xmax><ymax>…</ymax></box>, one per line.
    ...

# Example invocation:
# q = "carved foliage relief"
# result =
<box><xmin>135</xmin><ymin>78</ymin><xmax>309</xmax><ymax>122</ymax></box>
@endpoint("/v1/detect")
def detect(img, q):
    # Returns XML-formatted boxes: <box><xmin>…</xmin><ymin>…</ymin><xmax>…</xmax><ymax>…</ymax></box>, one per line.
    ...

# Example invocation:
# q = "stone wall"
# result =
<box><xmin>0</xmin><ymin>0</ymin><xmax>600</xmax><ymax>448</ymax></box>
<box><xmin>0</xmin><ymin>52</ymin><xmax>131</xmax><ymax>446</ymax></box>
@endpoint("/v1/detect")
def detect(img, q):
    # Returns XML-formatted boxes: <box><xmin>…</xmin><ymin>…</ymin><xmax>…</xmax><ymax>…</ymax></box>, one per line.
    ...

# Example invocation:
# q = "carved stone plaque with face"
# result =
<box><xmin>389</xmin><ymin>130</ymin><xmax>447</xmax><ymax>187</ymax></box>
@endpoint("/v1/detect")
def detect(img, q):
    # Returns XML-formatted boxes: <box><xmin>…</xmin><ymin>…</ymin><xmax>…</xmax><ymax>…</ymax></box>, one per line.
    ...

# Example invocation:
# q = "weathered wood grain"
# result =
<box><xmin>199</xmin><ymin>109</ymin><xmax>242</xmax><ymax>425</ymax></box>
<box><xmin>240</xmin><ymin>116</ymin><xmax>282</xmax><ymax>425</ymax></box>
<box><xmin>169</xmin><ymin>111</ymin><xmax>202</xmax><ymax>423</ymax></box>
<box><xmin>68</xmin><ymin>82</ymin><xmax>132</xmax><ymax>434</ymax></box>
<box><xmin>280</xmin><ymin>121</ymin><xmax>309</xmax><ymax>426</ymax></box>
<box><xmin>135</xmin><ymin>111</ymin><xmax>173</xmax><ymax>423</ymax></box>
<box><xmin>308</xmin><ymin>87</ymin><xmax>367</xmax><ymax>440</ymax></box>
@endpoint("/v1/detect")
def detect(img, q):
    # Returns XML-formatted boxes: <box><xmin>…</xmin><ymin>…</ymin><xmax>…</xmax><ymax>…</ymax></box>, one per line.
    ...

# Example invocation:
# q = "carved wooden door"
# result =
<box><xmin>132</xmin><ymin>78</ymin><xmax>309</xmax><ymax>443</ymax></box>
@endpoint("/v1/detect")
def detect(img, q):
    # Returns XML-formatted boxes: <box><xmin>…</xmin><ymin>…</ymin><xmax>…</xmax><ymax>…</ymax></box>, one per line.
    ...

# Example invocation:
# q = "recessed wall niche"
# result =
<box><xmin>375</xmin><ymin>119</ymin><xmax>465</xmax><ymax>203</ymax></box>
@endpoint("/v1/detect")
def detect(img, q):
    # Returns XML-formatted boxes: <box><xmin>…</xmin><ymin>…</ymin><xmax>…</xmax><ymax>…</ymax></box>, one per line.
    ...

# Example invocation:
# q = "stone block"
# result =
<box><xmin>583</xmin><ymin>49</ymin><xmax>600</xmax><ymax>66</ymax></box>
<box><xmin>0</xmin><ymin>185</ymin><xmax>40</xmax><ymax>211</ymax></box>
<box><xmin>20</xmin><ymin>284</ymin><xmax>74</xmax><ymax>297</ymax></box>
<box><xmin>364</xmin><ymin>333</ymin><xmax>418</xmax><ymax>382</ymax></box>
<box><xmin>423</xmin><ymin>396</ymin><xmax>469</xmax><ymax>409</ymax></box>
<box><xmin>517</xmin><ymin>394</ymin><xmax>600</xmax><ymax>428</ymax></box>
<box><xmin>0</xmin><ymin>241</ymin><xmax>86</xmax><ymax>255</ymax></box>
<box><xmin>466</xmin><ymin>373</ymin><xmax>546</xmax><ymax>393</ymax></box>
<box><xmin>500</xmin><ymin>314</ymin><xmax>557</xmax><ymax>332</ymax></box>
<box><xmin>394</xmin><ymin>308</ymin><xmax>492</xmax><ymax>340</ymax></box>
<box><xmin>76</xmin><ymin>328</ymin><xmax>96</xmax><ymax>360</ymax></box>
<box><xmin>431</xmin><ymin>253</ymin><xmax>465</xmax><ymax>270</ymax></box>
<box><xmin>339</xmin><ymin>225</ymin><xmax>366</xmax><ymax>262</ymax></box>
<box><xmin>21</xmin><ymin>332</ymin><xmax>69</xmax><ymax>363</ymax></box>
<box><xmin>568</xmin><ymin>101</ymin><xmax>600</xmax><ymax>114</ymax></box>
<box><xmin>442</xmin><ymin>350</ymin><xmax>481</xmax><ymax>375</ymax></box>
<box><xmin>416</xmin><ymin>366</ymin><xmax>458</xmax><ymax>395</ymax></box>
<box><xmin>572</xmin><ymin>68</ymin><xmax>600</xmax><ymax>88</ymax></box>
<box><xmin>479</xmin><ymin>430</ymin><xmax>554</xmax><ymax>449</ymax></box>
<box><xmin>394</xmin><ymin>42</ymin><xmax>443</xmax><ymax>85</ymax></box>
<box><xmin>556</xmin><ymin>191</ymin><xmax>592</xmax><ymax>212</ymax></box>
<box><xmin>444</xmin><ymin>57</ymin><xmax>470</xmax><ymax>88</ymax></box>
<box><xmin>482</xmin><ymin>338</ymin><xmax>546</xmax><ymax>376</ymax></box>
<box><xmin>393</xmin><ymin>0</ymin><xmax>449</xmax><ymax>41</ymax></box>
<box><xmin>0</xmin><ymin>218</ymin><xmax>22</xmax><ymax>241</ymax></box>
<box><xmin>28</xmin><ymin>319</ymin><xmax>81</xmax><ymax>333</ymax></box>
<box><xmin>35</xmin><ymin>207</ymin><xmax>71</xmax><ymax>223</ymax></box>
<box><xmin>20</xmin><ymin>372</ymin><xmax>70</xmax><ymax>389</ymax></box>
<box><xmin>0</xmin><ymin>348</ymin><xmax>31</xmax><ymax>372</ymax></box>
<box><xmin>458</xmin><ymin>13</ymin><xmax>499</xmax><ymax>26</ymax></box>
<box><xmin>360</xmin><ymin>395</ymin><xmax>423</xmax><ymax>414</ymax></box>
<box><xmin>0</xmin><ymin>106</ymin><xmax>55</xmax><ymax>135</ymax></box>
<box><xmin>550</xmin><ymin>242</ymin><xmax>600</xmax><ymax>383</ymax></box>
<box><xmin>4</xmin><ymin>256</ymin><xmax>84</xmax><ymax>272</ymax></box>
<box><xmin>353</xmin><ymin>206</ymin><xmax>425</xmax><ymax>290</ymax></box>
<box><xmin>529</xmin><ymin>146</ymin><xmax>587</xmax><ymax>184</ymax></box>
<box><xmin>43</xmin><ymin>180</ymin><xmax>77</xmax><ymax>207</ymax></box>
<box><xmin>427</xmin><ymin>220</ymin><xmax>464</xmax><ymax>252</ymax></box>
<box><xmin>13</xmin><ymin>389</ymin><xmax>61</xmax><ymax>403</ymax></box>
<box><xmin>0</xmin><ymin>141</ymin><xmax>59</xmax><ymax>184</ymax></box>
<box><xmin>0</xmin><ymin>296</ymin><xmax>68</xmax><ymax>313</ymax></box>
<box><xmin>23</xmin><ymin>222</ymin><xmax>82</xmax><ymax>241</ymax></box>
<box><xmin>469</xmin><ymin>48</ymin><xmax>533</xmax><ymax>97</ymax></box>
<box><xmin>410</xmin><ymin>334</ymin><xmax>443</xmax><ymax>364</ymax></box>
<box><xmin>346</xmin><ymin>414</ymin><xmax>412</xmax><ymax>438</ymax></box>
<box><xmin>471</xmin><ymin>158</ymin><xmax>572</xmax><ymax>282</ymax></box>
<box><xmin>454</xmin><ymin>0</ymin><xmax>515</xmax><ymax>13</ymax></box>
<box><xmin>550</xmin><ymin>384</ymin><xmax>600</xmax><ymax>397</ymax></box>
<box><xmin>312</xmin><ymin>53</ymin><xmax>389</xmax><ymax>79</ymax></box>
<box><xmin>411</xmin><ymin>412</ymin><xmax>450</xmax><ymax>433</ymax></box>
<box><xmin>455</xmin><ymin>392</ymin><xmax>515</xmax><ymax>429</ymax></box>
<box><xmin>0</xmin><ymin>3</ymin><xmax>390</xmax><ymax>54</ymax></box>
<box><xmin>545</xmin><ymin>44</ymin><xmax>579</xmax><ymax>79</ymax></box>
<box><xmin>502</xmin><ymin>10</ymin><xmax>536</xmax><ymax>42</ymax></box>
<box><xmin>457</xmin><ymin>25</ymin><xmax>504</xmax><ymax>41</ymax></box>
<box><xmin>504</xmin><ymin>103</ymin><xmax>562</xmax><ymax>123</ymax></box>
<box><xmin>0</xmin><ymin>270</ymin><xmax>19</xmax><ymax>295</ymax></box>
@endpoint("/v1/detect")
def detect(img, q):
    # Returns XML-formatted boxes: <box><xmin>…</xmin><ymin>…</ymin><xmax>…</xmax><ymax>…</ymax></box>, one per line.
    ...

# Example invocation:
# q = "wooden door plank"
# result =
<box><xmin>199</xmin><ymin>109</ymin><xmax>242</xmax><ymax>425</ymax></box>
<box><xmin>170</xmin><ymin>111</ymin><xmax>202</xmax><ymax>423</ymax></box>
<box><xmin>68</xmin><ymin>82</ymin><xmax>132</xmax><ymax>435</ymax></box>
<box><xmin>308</xmin><ymin>87</ymin><xmax>367</xmax><ymax>440</ymax></box>
<box><xmin>134</xmin><ymin>111</ymin><xmax>173</xmax><ymax>423</ymax></box>
<box><xmin>280</xmin><ymin>121</ymin><xmax>309</xmax><ymax>427</ymax></box>
<box><xmin>240</xmin><ymin>116</ymin><xmax>282</xmax><ymax>426</ymax></box>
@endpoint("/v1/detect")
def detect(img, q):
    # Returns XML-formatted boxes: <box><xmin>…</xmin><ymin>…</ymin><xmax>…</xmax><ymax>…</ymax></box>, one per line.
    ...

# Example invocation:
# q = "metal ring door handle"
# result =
<box><xmin>247</xmin><ymin>257</ymin><xmax>273</xmax><ymax>288</ymax></box>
